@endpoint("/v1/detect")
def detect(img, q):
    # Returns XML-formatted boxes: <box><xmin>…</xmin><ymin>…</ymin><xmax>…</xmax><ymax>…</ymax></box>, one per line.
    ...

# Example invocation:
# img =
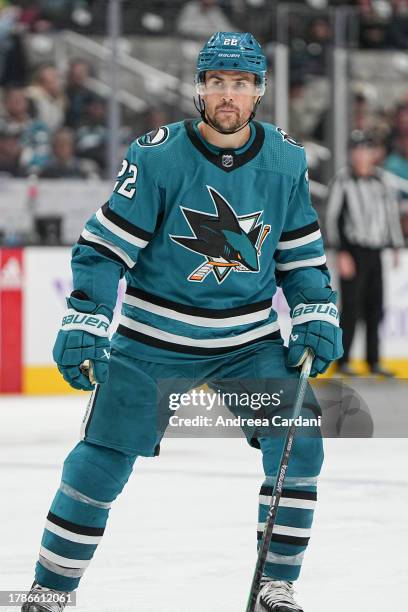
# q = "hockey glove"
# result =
<box><xmin>53</xmin><ymin>292</ymin><xmax>113</xmax><ymax>391</ymax></box>
<box><xmin>287</xmin><ymin>288</ymin><xmax>343</xmax><ymax>377</ymax></box>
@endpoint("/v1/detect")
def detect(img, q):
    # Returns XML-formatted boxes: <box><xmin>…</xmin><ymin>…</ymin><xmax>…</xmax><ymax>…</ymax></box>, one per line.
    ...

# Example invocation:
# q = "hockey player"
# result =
<box><xmin>23</xmin><ymin>33</ymin><xmax>342</xmax><ymax>612</ymax></box>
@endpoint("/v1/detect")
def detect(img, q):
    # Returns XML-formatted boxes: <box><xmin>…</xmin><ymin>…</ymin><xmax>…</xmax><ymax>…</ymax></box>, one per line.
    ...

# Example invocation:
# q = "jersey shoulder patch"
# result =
<box><xmin>260</xmin><ymin>122</ymin><xmax>306</xmax><ymax>177</ymax></box>
<box><xmin>275</xmin><ymin>126</ymin><xmax>303</xmax><ymax>148</ymax></box>
<box><xmin>136</xmin><ymin>125</ymin><xmax>169</xmax><ymax>147</ymax></box>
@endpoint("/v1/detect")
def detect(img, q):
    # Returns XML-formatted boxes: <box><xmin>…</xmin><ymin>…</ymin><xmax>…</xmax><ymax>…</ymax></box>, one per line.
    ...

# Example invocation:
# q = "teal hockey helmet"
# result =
<box><xmin>196</xmin><ymin>32</ymin><xmax>267</xmax><ymax>96</ymax></box>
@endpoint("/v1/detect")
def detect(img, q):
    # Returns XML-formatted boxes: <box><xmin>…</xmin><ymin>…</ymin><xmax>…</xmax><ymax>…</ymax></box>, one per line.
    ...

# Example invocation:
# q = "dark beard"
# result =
<box><xmin>207</xmin><ymin>111</ymin><xmax>244</xmax><ymax>134</ymax></box>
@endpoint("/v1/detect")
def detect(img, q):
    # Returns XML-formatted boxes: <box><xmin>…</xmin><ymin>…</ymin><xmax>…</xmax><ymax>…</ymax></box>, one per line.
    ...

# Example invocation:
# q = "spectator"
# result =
<box><xmin>383</xmin><ymin>107</ymin><xmax>408</xmax><ymax>238</ymax></box>
<box><xmin>142</xmin><ymin>107</ymin><xmax>170</xmax><ymax>132</ymax></box>
<box><xmin>0</xmin><ymin>125</ymin><xmax>25</xmax><ymax>177</ymax></box>
<box><xmin>65</xmin><ymin>58</ymin><xmax>96</xmax><ymax>128</ymax></box>
<box><xmin>385</xmin><ymin>0</ymin><xmax>408</xmax><ymax>48</ymax></box>
<box><xmin>75</xmin><ymin>97</ymin><xmax>108</xmax><ymax>171</ymax></box>
<box><xmin>30</xmin><ymin>0</ymin><xmax>93</xmax><ymax>31</ymax></box>
<box><xmin>326</xmin><ymin>131</ymin><xmax>404</xmax><ymax>377</ymax></box>
<box><xmin>352</xmin><ymin>92</ymin><xmax>377</xmax><ymax>131</ymax></box>
<box><xmin>289</xmin><ymin>76</ymin><xmax>330</xmax><ymax>142</ymax></box>
<box><xmin>351</xmin><ymin>91</ymin><xmax>391</xmax><ymax>147</ymax></box>
<box><xmin>27</xmin><ymin>63</ymin><xmax>66</xmax><ymax>131</ymax></box>
<box><xmin>0</xmin><ymin>4</ymin><xmax>28</xmax><ymax>86</ymax></box>
<box><xmin>386</xmin><ymin>102</ymin><xmax>408</xmax><ymax>153</ymax></box>
<box><xmin>1</xmin><ymin>86</ymin><xmax>50</xmax><ymax>172</ymax></box>
<box><xmin>304</xmin><ymin>17</ymin><xmax>332</xmax><ymax>77</ymax></box>
<box><xmin>40</xmin><ymin>127</ymin><xmax>98</xmax><ymax>178</ymax></box>
<box><xmin>176</xmin><ymin>0</ymin><xmax>234</xmax><ymax>39</ymax></box>
<box><xmin>384</xmin><ymin>134</ymin><xmax>408</xmax><ymax>182</ymax></box>
<box><xmin>358</xmin><ymin>0</ymin><xmax>389</xmax><ymax>48</ymax></box>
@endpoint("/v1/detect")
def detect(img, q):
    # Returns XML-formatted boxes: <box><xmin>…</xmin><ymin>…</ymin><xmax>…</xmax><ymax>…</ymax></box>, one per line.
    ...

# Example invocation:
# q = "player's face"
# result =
<box><xmin>201</xmin><ymin>71</ymin><xmax>259</xmax><ymax>133</ymax></box>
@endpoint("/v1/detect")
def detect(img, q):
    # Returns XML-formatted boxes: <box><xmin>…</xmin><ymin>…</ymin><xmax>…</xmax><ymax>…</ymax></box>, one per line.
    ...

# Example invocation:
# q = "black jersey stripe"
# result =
<box><xmin>125</xmin><ymin>286</ymin><xmax>273</xmax><ymax>318</ymax></box>
<box><xmin>276</xmin><ymin>263</ymin><xmax>328</xmax><ymax>283</ymax></box>
<box><xmin>257</xmin><ymin>531</ymin><xmax>310</xmax><ymax>547</ymax></box>
<box><xmin>101</xmin><ymin>202</ymin><xmax>153</xmax><ymax>242</ymax></box>
<box><xmin>116</xmin><ymin>324</ymin><xmax>281</xmax><ymax>355</ymax></box>
<box><xmin>47</xmin><ymin>512</ymin><xmax>105</xmax><ymax>537</ymax></box>
<box><xmin>78</xmin><ymin>236</ymin><xmax>129</xmax><ymax>268</ymax></box>
<box><xmin>259</xmin><ymin>486</ymin><xmax>317</xmax><ymax>501</ymax></box>
<box><xmin>279</xmin><ymin>221</ymin><xmax>320</xmax><ymax>242</ymax></box>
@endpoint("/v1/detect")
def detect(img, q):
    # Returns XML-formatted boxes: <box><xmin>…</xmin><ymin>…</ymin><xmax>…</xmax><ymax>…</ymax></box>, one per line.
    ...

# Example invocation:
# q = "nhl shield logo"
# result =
<box><xmin>222</xmin><ymin>154</ymin><xmax>234</xmax><ymax>168</ymax></box>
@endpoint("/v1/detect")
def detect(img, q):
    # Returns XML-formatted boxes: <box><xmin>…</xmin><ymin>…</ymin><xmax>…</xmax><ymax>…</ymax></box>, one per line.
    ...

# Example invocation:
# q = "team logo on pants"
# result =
<box><xmin>170</xmin><ymin>186</ymin><xmax>271</xmax><ymax>284</ymax></box>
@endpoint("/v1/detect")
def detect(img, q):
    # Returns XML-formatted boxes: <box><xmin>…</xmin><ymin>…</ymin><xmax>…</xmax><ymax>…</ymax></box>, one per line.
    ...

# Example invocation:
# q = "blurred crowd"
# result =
<box><xmin>0</xmin><ymin>57</ymin><xmax>173</xmax><ymax>178</ymax></box>
<box><xmin>0</xmin><ymin>0</ymin><xmax>407</xmax><ymax>45</ymax></box>
<box><xmin>0</xmin><ymin>0</ymin><xmax>407</xmax><ymax>188</ymax></box>
<box><xmin>0</xmin><ymin>60</ymin><xmax>123</xmax><ymax>178</ymax></box>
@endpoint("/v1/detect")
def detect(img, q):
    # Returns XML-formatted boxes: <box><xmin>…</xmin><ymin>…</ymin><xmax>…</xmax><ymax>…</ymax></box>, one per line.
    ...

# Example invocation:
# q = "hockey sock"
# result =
<box><xmin>258</xmin><ymin>434</ymin><xmax>323</xmax><ymax>581</ymax></box>
<box><xmin>35</xmin><ymin>441</ymin><xmax>137</xmax><ymax>591</ymax></box>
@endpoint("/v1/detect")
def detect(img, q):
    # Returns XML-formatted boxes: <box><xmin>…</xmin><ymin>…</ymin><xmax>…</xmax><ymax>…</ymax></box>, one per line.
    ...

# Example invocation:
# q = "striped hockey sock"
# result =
<box><xmin>257</xmin><ymin>475</ymin><xmax>317</xmax><ymax>582</ymax></box>
<box><xmin>35</xmin><ymin>441</ymin><xmax>136</xmax><ymax>591</ymax></box>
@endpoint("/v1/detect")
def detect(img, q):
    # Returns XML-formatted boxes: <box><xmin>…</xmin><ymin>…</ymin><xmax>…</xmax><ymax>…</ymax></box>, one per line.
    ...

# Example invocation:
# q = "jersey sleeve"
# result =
<box><xmin>71</xmin><ymin>141</ymin><xmax>163</xmax><ymax>311</ymax></box>
<box><xmin>274</xmin><ymin>151</ymin><xmax>331</xmax><ymax>309</ymax></box>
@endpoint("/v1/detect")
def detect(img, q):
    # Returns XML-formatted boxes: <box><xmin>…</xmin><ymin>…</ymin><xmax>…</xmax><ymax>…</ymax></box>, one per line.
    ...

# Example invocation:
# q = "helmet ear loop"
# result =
<box><xmin>193</xmin><ymin>94</ymin><xmax>208</xmax><ymax>125</ymax></box>
<box><xmin>248</xmin><ymin>96</ymin><xmax>262</xmax><ymax>122</ymax></box>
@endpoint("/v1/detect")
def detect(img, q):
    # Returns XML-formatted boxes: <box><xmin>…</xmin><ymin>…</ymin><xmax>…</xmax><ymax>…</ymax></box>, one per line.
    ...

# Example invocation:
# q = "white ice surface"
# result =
<box><xmin>0</xmin><ymin>395</ymin><xmax>407</xmax><ymax>611</ymax></box>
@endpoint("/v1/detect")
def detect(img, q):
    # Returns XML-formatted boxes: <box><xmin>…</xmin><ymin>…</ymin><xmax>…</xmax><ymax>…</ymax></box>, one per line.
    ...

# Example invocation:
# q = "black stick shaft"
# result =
<box><xmin>245</xmin><ymin>351</ymin><xmax>314</xmax><ymax>612</ymax></box>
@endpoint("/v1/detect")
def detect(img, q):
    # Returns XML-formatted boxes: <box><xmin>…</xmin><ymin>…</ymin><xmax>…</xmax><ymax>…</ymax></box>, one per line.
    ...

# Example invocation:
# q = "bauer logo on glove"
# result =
<box><xmin>61</xmin><ymin>310</ymin><xmax>110</xmax><ymax>335</ymax></box>
<box><xmin>287</xmin><ymin>287</ymin><xmax>343</xmax><ymax>377</ymax></box>
<box><xmin>292</xmin><ymin>302</ymin><xmax>340</xmax><ymax>325</ymax></box>
<box><xmin>53</xmin><ymin>291</ymin><xmax>113</xmax><ymax>391</ymax></box>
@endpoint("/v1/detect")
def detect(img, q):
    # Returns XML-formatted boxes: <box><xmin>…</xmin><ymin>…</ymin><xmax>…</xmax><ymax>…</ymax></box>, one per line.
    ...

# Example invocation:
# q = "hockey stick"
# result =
<box><xmin>245</xmin><ymin>349</ymin><xmax>314</xmax><ymax>612</ymax></box>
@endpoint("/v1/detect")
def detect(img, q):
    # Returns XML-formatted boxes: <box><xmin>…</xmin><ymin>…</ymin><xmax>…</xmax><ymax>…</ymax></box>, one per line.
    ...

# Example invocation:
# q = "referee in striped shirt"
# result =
<box><xmin>326</xmin><ymin>131</ymin><xmax>404</xmax><ymax>376</ymax></box>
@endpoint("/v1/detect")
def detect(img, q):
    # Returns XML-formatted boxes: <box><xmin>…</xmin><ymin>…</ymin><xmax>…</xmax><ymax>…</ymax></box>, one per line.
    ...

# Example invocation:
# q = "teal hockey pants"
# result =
<box><xmin>35</xmin><ymin>341</ymin><xmax>323</xmax><ymax>591</ymax></box>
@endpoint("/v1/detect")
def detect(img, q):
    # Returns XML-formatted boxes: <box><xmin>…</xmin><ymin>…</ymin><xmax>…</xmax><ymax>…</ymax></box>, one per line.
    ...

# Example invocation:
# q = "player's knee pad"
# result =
<box><xmin>62</xmin><ymin>441</ymin><xmax>137</xmax><ymax>502</ymax></box>
<box><xmin>260</xmin><ymin>434</ymin><xmax>324</xmax><ymax>479</ymax></box>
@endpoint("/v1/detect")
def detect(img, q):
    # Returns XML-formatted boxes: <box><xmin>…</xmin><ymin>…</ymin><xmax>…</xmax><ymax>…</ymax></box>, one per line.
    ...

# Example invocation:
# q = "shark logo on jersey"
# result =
<box><xmin>170</xmin><ymin>186</ymin><xmax>271</xmax><ymax>284</ymax></box>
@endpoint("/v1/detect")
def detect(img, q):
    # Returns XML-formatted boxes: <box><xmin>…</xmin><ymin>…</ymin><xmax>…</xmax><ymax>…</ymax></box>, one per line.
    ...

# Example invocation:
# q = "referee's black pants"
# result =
<box><xmin>339</xmin><ymin>246</ymin><xmax>383</xmax><ymax>367</ymax></box>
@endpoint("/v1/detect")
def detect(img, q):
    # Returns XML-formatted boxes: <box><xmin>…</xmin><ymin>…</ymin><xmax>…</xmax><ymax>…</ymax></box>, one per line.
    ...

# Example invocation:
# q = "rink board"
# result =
<box><xmin>0</xmin><ymin>247</ymin><xmax>408</xmax><ymax>394</ymax></box>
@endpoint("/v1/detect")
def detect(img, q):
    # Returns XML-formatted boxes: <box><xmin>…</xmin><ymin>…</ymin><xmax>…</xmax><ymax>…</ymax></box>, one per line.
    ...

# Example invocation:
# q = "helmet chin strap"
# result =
<box><xmin>194</xmin><ymin>96</ymin><xmax>261</xmax><ymax>135</ymax></box>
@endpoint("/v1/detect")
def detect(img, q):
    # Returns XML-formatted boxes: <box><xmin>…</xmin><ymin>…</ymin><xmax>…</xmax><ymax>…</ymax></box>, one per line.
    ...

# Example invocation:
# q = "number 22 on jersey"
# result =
<box><xmin>114</xmin><ymin>159</ymin><xmax>138</xmax><ymax>199</ymax></box>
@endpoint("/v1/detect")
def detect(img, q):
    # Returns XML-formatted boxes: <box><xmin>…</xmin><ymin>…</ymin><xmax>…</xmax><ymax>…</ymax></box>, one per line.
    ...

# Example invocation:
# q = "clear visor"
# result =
<box><xmin>196</xmin><ymin>78</ymin><xmax>265</xmax><ymax>97</ymax></box>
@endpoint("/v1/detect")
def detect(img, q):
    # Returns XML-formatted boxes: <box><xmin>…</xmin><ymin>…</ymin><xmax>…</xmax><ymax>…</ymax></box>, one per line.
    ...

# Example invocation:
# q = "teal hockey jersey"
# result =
<box><xmin>72</xmin><ymin>119</ymin><xmax>330</xmax><ymax>362</ymax></box>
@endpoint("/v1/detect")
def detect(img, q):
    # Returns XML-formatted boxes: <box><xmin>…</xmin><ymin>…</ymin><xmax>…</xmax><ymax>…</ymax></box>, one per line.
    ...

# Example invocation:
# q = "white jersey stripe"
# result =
<box><xmin>45</xmin><ymin>520</ymin><xmax>103</xmax><ymax>545</ymax></box>
<box><xmin>95</xmin><ymin>208</ymin><xmax>148</xmax><ymax>249</ymax></box>
<box><xmin>119</xmin><ymin>316</ymin><xmax>280</xmax><ymax>348</ymax></box>
<box><xmin>276</xmin><ymin>255</ymin><xmax>326</xmax><ymax>272</ymax></box>
<box><xmin>40</xmin><ymin>546</ymin><xmax>92</xmax><ymax>569</ymax></box>
<box><xmin>81</xmin><ymin>229</ymin><xmax>136</xmax><ymax>268</ymax></box>
<box><xmin>123</xmin><ymin>294</ymin><xmax>272</xmax><ymax>328</ymax></box>
<box><xmin>277</xmin><ymin>229</ymin><xmax>321</xmax><ymax>250</ymax></box>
